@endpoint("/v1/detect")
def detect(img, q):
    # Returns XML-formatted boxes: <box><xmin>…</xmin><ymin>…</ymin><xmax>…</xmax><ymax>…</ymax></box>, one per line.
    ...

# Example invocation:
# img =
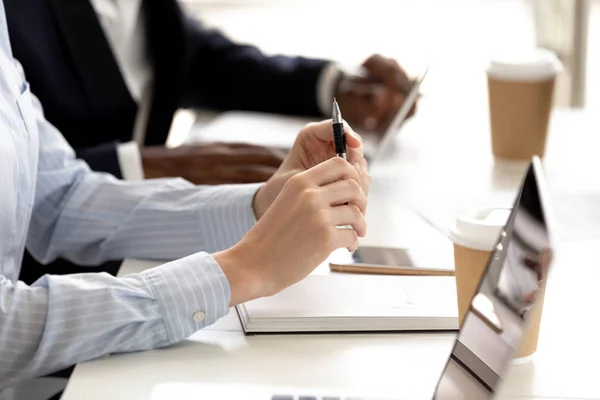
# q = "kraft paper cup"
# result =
<box><xmin>449</xmin><ymin>207</ymin><xmax>511</xmax><ymax>326</ymax></box>
<box><xmin>511</xmin><ymin>284</ymin><xmax>546</xmax><ymax>364</ymax></box>
<box><xmin>512</xmin><ymin>248</ymin><xmax>552</xmax><ymax>364</ymax></box>
<box><xmin>487</xmin><ymin>48</ymin><xmax>563</xmax><ymax>160</ymax></box>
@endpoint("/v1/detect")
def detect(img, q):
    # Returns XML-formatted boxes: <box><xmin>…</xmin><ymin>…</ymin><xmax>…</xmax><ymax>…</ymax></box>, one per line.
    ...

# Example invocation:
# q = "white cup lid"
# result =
<box><xmin>486</xmin><ymin>48</ymin><xmax>563</xmax><ymax>82</ymax></box>
<box><xmin>449</xmin><ymin>207</ymin><xmax>512</xmax><ymax>251</ymax></box>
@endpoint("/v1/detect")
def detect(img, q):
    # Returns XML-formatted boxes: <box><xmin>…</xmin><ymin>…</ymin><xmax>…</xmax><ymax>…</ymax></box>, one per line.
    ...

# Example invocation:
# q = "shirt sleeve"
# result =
<box><xmin>25</xmin><ymin>89</ymin><xmax>260</xmax><ymax>266</ymax></box>
<box><xmin>116</xmin><ymin>141</ymin><xmax>145</xmax><ymax>181</ymax></box>
<box><xmin>316</xmin><ymin>62</ymin><xmax>342</xmax><ymax>117</ymax></box>
<box><xmin>0</xmin><ymin>37</ymin><xmax>254</xmax><ymax>389</ymax></box>
<box><xmin>0</xmin><ymin>252</ymin><xmax>231</xmax><ymax>387</ymax></box>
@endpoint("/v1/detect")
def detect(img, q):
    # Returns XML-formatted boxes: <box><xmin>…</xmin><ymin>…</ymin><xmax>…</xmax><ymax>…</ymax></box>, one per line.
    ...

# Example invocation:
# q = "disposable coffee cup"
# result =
<box><xmin>512</xmin><ymin>247</ymin><xmax>552</xmax><ymax>364</ymax></box>
<box><xmin>448</xmin><ymin>207</ymin><xmax>511</xmax><ymax>326</ymax></box>
<box><xmin>511</xmin><ymin>284</ymin><xmax>546</xmax><ymax>364</ymax></box>
<box><xmin>486</xmin><ymin>48</ymin><xmax>563</xmax><ymax>160</ymax></box>
<box><xmin>449</xmin><ymin>206</ymin><xmax>548</xmax><ymax>364</ymax></box>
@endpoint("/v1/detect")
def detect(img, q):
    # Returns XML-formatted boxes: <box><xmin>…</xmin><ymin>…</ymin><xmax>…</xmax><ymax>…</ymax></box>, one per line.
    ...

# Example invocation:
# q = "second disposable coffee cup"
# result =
<box><xmin>449</xmin><ymin>207</ymin><xmax>511</xmax><ymax>326</ymax></box>
<box><xmin>487</xmin><ymin>48</ymin><xmax>563</xmax><ymax>160</ymax></box>
<box><xmin>511</xmin><ymin>246</ymin><xmax>552</xmax><ymax>364</ymax></box>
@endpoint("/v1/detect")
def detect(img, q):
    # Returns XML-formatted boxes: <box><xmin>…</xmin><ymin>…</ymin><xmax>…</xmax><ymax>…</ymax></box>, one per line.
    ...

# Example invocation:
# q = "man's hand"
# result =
<box><xmin>251</xmin><ymin>119</ymin><xmax>370</xmax><ymax>220</ymax></box>
<box><xmin>335</xmin><ymin>54</ymin><xmax>418</xmax><ymax>134</ymax></box>
<box><xmin>214</xmin><ymin>157</ymin><xmax>368</xmax><ymax>306</ymax></box>
<box><xmin>142</xmin><ymin>143</ymin><xmax>286</xmax><ymax>184</ymax></box>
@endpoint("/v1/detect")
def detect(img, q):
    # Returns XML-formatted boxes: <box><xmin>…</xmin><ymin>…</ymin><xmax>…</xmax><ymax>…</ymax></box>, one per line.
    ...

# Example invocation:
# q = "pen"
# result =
<box><xmin>332</xmin><ymin>98</ymin><xmax>349</xmax><ymax>210</ymax></box>
<box><xmin>332</xmin><ymin>98</ymin><xmax>346</xmax><ymax>160</ymax></box>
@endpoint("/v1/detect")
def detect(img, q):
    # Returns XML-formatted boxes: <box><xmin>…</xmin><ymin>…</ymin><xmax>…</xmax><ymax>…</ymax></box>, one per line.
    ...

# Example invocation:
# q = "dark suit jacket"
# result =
<box><xmin>6</xmin><ymin>0</ymin><xmax>329</xmax><ymax>284</ymax></box>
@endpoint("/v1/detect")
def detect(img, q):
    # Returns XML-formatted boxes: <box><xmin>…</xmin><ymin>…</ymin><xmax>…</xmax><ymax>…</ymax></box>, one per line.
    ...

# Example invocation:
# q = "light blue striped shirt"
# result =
<box><xmin>0</xmin><ymin>2</ymin><xmax>258</xmax><ymax>388</ymax></box>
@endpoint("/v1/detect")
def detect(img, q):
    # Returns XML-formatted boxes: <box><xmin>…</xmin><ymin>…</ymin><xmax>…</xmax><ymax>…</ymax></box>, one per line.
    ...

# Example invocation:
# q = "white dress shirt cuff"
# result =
<box><xmin>316</xmin><ymin>62</ymin><xmax>343</xmax><ymax>117</ymax></box>
<box><xmin>117</xmin><ymin>141</ymin><xmax>144</xmax><ymax>181</ymax></box>
<box><xmin>141</xmin><ymin>252</ymin><xmax>231</xmax><ymax>343</ymax></box>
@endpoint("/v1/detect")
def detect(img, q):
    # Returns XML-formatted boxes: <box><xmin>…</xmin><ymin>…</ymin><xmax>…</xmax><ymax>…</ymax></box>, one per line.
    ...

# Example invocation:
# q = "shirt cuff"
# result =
<box><xmin>316</xmin><ymin>62</ymin><xmax>343</xmax><ymax>117</ymax></box>
<box><xmin>141</xmin><ymin>252</ymin><xmax>231</xmax><ymax>344</ymax></box>
<box><xmin>117</xmin><ymin>141</ymin><xmax>145</xmax><ymax>181</ymax></box>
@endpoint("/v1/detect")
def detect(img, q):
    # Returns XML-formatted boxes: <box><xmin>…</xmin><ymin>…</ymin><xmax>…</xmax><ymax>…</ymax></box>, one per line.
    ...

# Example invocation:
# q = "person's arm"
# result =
<box><xmin>2</xmin><ymin>97</ymin><xmax>364</xmax><ymax>388</ymax></box>
<box><xmin>178</xmin><ymin>15</ymin><xmax>416</xmax><ymax>132</ymax></box>
<box><xmin>178</xmin><ymin>13</ymin><xmax>332</xmax><ymax>117</ymax></box>
<box><xmin>0</xmin><ymin>29</ymin><xmax>369</xmax><ymax>387</ymax></box>
<box><xmin>74</xmin><ymin>141</ymin><xmax>123</xmax><ymax>178</ymax></box>
<box><xmin>75</xmin><ymin>141</ymin><xmax>145</xmax><ymax>181</ymax></box>
<box><xmin>24</xmin><ymin>87</ymin><xmax>259</xmax><ymax>265</ymax></box>
<box><xmin>0</xmin><ymin>252</ymin><xmax>232</xmax><ymax>387</ymax></box>
<box><xmin>0</xmin><ymin>54</ymin><xmax>257</xmax><ymax>388</ymax></box>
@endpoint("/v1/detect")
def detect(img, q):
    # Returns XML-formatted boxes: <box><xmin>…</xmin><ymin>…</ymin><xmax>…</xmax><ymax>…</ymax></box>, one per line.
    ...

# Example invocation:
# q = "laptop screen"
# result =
<box><xmin>432</xmin><ymin>158</ymin><xmax>552</xmax><ymax>399</ymax></box>
<box><xmin>369</xmin><ymin>66</ymin><xmax>429</xmax><ymax>163</ymax></box>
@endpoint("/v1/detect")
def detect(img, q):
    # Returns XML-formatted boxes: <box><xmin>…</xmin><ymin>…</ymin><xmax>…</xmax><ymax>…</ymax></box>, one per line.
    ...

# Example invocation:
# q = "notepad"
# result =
<box><xmin>236</xmin><ymin>274</ymin><xmax>459</xmax><ymax>333</ymax></box>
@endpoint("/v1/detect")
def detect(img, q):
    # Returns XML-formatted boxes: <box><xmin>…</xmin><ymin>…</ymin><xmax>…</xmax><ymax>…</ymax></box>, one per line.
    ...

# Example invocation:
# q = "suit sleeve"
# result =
<box><xmin>179</xmin><ymin>16</ymin><xmax>332</xmax><ymax>117</ymax></box>
<box><xmin>74</xmin><ymin>141</ymin><xmax>123</xmax><ymax>179</ymax></box>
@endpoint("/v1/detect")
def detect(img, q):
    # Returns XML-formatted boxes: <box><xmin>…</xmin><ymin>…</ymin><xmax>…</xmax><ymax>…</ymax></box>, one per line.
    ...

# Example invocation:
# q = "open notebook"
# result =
<box><xmin>235</xmin><ymin>273</ymin><xmax>458</xmax><ymax>334</ymax></box>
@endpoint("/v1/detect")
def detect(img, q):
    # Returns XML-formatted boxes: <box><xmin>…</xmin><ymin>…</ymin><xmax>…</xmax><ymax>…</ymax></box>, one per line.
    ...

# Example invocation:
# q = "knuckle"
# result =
<box><xmin>360</xmin><ymin>184</ymin><xmax>369</xmax><ymax>198</ymax></box>
<box><xmin>288</xmin><ymin>173</ymin><xmax>308</xmax><ymax>190</ymax></box>
<box><xmin>350</xmin><ymin>164</ymin><xmax>361</xmax><ymax>179</ymax></box>
<box><xmin>347</xmin><ymin>178</ymin><xmax>361</xmax><ymax>192</ymax></box>
<box><xmin>367</xmin><ymin>53</ymin><xmax>382</xmax><ymax>64</ymax></box>
<box><xmin>330</xmin><ymin>156</ymin><xmax>347</xmax><ymax>169</ymax></box>
<box><xmin>302</xmin><ymin>121</ymin><xmax>318</xmax><ymax>132</ymax></box>
<box><xmin>301</xmin><ymin>188</ymin><xmax>321</xmax><ymax>208</ymax></box>
<box><xmin>344</xmin><ymin>180</ymin><xmax>361</xmax><ymax>199</ymax></box>
<box><xmin>301</xmin><ymin>121</ymin><xmax>328</xmax><ymax>138</ymax></box>
<box><xmin>298</xmin><ymin>123</ymin><xmax>314</xmax><ymax>141</ymax></box>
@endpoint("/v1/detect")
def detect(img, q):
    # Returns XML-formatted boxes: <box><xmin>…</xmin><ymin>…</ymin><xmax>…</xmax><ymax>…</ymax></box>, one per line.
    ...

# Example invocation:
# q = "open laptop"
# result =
<box><xmin>147</xmin><ymin>156</ymin><xmax>555</xmax><ymax>399</ymax></box>
<box><xmin>188</xmin><ymin>67</ymin><xmax>428</xmax><ymax>165</ymax></box>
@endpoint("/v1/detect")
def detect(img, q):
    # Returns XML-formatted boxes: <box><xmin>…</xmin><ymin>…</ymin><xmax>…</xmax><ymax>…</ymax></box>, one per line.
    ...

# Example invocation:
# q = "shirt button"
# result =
<box><xmin>193</xmin><ymin>311</ymin><xmax>206</xmax><ymax>323</ymax></box>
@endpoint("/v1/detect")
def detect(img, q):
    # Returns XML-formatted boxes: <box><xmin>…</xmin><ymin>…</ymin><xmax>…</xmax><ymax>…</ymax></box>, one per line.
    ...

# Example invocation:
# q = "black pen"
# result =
<box><xmin>332</xmin><ymin>98</ymin><xmax>350</xmax><ymax>208</ymax></box>
<box><xmin>332</xmin><ymin>98</ymin><xmax>346</xmax><ymax>160</ymax></box>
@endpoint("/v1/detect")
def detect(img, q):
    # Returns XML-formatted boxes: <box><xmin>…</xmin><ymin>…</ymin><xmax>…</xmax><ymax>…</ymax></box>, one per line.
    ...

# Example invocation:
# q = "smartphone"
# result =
<box><xmin>329</xmin><ymin>245</ymin><xmax>455</xmax><ymax>276</ymax></box>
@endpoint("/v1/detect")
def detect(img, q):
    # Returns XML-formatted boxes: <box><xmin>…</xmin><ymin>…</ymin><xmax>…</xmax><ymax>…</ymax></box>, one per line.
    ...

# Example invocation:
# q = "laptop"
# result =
<box><xmin>147</xmin><ymin>156</ymin><xmax>555</xmax><ymax>400</ymax></box>
<box><xmin>188</xmin><ymin>67</ymin><xmax>428</xmax><ymax>165</ymax></box>
<box><xmin>367</xmin><ymin>66</ymin><xmax>427</xmax><ymax>163</ymax></box>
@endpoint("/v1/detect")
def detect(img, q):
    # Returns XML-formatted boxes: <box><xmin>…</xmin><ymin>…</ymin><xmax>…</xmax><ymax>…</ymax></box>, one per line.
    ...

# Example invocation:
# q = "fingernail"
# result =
<box><xmin>346</xmin><ymin>126</ymin><xmax>361</xmax><ymax>141</ymax></box>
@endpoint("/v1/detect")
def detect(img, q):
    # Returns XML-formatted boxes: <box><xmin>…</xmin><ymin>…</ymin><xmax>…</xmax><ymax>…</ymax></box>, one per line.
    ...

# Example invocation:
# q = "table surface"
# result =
<box><xmin>62</xmin><ymin>77</ymin><xmax>600</xmax><ymax>399</ymax></box>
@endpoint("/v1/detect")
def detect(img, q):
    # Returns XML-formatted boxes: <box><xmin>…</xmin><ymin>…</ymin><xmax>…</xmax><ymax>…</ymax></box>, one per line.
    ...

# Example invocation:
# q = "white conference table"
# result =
<box><xmin>62</xmin><ymin>94</ymin><xmax>600</xmax><ymax>400</ymax></box>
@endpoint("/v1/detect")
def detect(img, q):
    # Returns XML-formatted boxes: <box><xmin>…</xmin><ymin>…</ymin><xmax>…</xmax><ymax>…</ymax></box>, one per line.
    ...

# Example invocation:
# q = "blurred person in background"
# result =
<box><xmin>6</xmin><ymin>0</ymin><xmax>415</xmax><ymax>186</ymax></box>
<box><xmin>7</xmin><ymin>0</ymin><xmax>417</xmax><ymax>286</ymax></box>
